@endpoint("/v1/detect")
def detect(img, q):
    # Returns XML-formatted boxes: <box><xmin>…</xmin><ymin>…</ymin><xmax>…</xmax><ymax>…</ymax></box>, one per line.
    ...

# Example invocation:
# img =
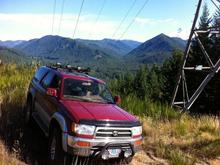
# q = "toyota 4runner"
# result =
<box><xmin>26</xmin><ymin>64</ymin><xmax>142</xmax><ymax>164</ymax></box>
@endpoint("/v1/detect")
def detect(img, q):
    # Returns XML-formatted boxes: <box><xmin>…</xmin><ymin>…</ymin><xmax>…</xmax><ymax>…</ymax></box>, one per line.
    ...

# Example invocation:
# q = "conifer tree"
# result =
<box><xmin>133</xmin><ymin>65</ymin><xmax>150</xmax><ymax>99</ymax></box>
<box><xmin>161</xmin><ymin>50</ymin><xmax>183</xmax><ymax>102</ymax></box>
<box><xmin>185</xmin><ymin>3</ymin><xmax>212</xmax><ymax>112</ymax></box>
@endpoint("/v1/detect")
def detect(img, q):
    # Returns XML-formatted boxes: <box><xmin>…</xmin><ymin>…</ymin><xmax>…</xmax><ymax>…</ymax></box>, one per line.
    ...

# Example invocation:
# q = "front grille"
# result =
<box><xmin>95</xmin><ymin>127</ymin><xmax>132</xmax><ymax>138</ymax></box>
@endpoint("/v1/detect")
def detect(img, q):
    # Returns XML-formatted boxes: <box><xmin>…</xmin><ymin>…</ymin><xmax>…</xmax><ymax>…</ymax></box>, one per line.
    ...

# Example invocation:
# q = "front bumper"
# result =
<box><xmin>64</xmin><ymin>134</ymin><xmax>142</xmax><ymax>158</ymax></box>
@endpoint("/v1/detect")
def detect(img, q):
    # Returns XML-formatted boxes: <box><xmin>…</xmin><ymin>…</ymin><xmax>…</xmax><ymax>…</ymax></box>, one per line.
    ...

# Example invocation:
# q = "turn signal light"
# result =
<box><xmin>76</xmin><ymin>141</ymin><xmax>91</xmax><ymax>147</ymax></box>
<box><xmin>134</xmin><ymin>140</ymin><xmax>142</xmax><ymax>146</ymax></box>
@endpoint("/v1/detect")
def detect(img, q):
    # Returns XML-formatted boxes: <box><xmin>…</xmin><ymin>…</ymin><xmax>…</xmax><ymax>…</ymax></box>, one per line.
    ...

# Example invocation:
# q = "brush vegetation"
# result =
<box><xmin>0</xmin><ymin>64</ymin><xmax>34</xmax><ymax>164</ymax></box>
<box><xmin>0</xmin><ymin>63</ymin><xmax>220</xmax><ymax>165</ymax></box>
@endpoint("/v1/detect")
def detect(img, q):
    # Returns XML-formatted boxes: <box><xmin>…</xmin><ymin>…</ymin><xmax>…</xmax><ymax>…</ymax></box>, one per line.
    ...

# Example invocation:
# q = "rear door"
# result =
<box><xmin>33</xmin><ymin>67</ymin><xmax>49</xmax><ymax>114</ymax></box>
<box><xmin>37</xmin><ymin>71</ymin><xmax>61</xmax><ymax>130</ymax></box>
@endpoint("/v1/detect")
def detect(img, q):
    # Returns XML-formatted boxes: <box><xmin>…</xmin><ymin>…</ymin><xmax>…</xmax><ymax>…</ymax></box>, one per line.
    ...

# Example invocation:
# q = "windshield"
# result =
<box><xmin>63</xmin><ymin>78</ymin><xmax>114</xmax><ymax>103</ymax></box>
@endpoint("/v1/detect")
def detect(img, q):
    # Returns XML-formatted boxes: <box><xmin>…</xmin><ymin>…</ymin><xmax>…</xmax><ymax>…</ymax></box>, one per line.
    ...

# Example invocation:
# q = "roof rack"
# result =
<box><xmin>48</xmin><ymin>63</ymin><xmax>91</xmax><ymax>75</ymax></box>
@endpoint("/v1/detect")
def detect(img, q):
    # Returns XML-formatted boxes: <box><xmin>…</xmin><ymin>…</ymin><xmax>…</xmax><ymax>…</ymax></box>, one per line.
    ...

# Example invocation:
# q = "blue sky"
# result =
<box><xmin>0</xmin><ymin>0</ymin><xmax>217</xmax><ymax>41</ymax></box>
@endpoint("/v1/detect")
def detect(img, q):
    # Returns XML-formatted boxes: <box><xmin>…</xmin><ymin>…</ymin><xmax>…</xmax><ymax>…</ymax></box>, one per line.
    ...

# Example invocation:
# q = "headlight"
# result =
<box><xmin>73</xmin><ymin>124</ymin><xmax>95</xmax><ymax>136</ymax></box>
<box><xmin>132</xmin><ymin>126</ymin><xmax>142</xmax><ymax>136</ymax></box>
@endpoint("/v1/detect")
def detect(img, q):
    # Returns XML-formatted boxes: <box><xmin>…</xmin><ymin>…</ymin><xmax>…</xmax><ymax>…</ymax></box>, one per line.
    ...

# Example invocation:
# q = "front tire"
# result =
<box><xmin>48</xmin><ymin>127</ymin><xmax>72</xmax><ymax>165</ymax></box>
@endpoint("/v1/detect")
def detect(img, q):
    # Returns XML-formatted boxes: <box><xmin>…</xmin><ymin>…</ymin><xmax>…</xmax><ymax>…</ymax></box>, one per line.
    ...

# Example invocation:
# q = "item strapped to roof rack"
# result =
<box><xmin>48</xmin><ymin>63</ymin><xmax>91</xmax><ymax>74</ymax></box>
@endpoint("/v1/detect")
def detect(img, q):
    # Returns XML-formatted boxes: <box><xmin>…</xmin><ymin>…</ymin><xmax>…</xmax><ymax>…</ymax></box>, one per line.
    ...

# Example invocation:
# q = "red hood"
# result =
<box><xmin>60</xmin><ymin>100</ymin><xmax>137</xmax><ymax>123</ymax></box>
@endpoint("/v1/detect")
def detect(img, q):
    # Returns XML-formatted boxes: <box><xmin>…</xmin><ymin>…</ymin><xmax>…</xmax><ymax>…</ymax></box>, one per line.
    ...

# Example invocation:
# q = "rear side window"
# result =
<box><xmin>41</xmin><ymin>72</ymin><xmax>55</xmax><ymax>89</ymax></box>
<box><xmin>50</xmin><ymin>75</ymin><xmax>61</xmax><ymax>89</ymax></box>
<box><xmin>34</xmin><ymin>67</ymin><xmax>48</xmax><ymax>81</ymax></box>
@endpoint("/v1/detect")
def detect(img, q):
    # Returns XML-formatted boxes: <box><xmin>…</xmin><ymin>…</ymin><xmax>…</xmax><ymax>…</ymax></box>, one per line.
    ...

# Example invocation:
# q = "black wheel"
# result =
<box><xmin>48</xmin><ymin>127</ymin><xmax>72</xmax><ymax>165</ymax></box>
<box><xmin>25</xmin><ymin>98</ymin><xmax>33</xmax><ymax>124</ymax></box>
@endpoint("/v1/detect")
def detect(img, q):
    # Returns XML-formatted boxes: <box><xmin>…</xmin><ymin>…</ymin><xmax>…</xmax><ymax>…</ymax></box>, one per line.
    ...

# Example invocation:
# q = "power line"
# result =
<box><xmin>210</xmin><ymin>0</ymin><xmax>220</xmax><ymax>11</ymax></box>
<box><xmin>94</xmin><ymin>0</ymin><xmax>106</xmax><ymax>26</ymax></box>
<box><xmin>58</xmin><ymin>0</ymin><xmax>66</xmax><ymax>35</ymax></box>
<box><xmin>51</xmin><ymin>0</ymin><xmax>57</xmax><ymax>34</ymax></box>
<box><xmin>112</xmin><ymin>0</ymin><xmax>137</xmax><ymax>38</ymax></box>
<box><xmin>73</xmin><ymin>0</ymin><xmax>85</xmax><ymax>38</ymax></box>
<box><xmin>90</xmin><ymin>0</ymin><xmax>106</xmax><ymax>37</ymax></box>
<box><xmin>118</xmin><ymin>0</ymin><xmax>150</xmax><ymax>40</ymax></box>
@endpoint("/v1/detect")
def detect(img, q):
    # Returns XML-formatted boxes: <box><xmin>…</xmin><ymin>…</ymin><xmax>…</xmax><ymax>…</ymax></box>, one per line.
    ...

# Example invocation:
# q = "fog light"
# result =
<box><xmin>101</xmin><ymin>150</ymin><xmax>109</xmax><ymax>160</ymax></box>
<box><xmin>124</xmin><ymin>149</ymin><xmax>132</xmax><ymax>158</ymax></box>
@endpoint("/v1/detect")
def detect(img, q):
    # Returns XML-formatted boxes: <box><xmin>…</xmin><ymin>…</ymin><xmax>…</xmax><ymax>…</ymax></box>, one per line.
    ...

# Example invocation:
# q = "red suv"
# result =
<box><xmin>26</xmin><ymin>65</ymin><xmax>142</xmax><ymax>164</ymax></box>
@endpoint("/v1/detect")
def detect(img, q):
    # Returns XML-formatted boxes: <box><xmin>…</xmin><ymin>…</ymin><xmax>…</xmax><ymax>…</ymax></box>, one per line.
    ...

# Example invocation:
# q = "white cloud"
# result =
<box><xmin>0</xmin><ymin>13</ymin><xmax>190</xmax><ymax>42</ymax></box>
<box><xmin>133</xmin><ymin>17</ymin><xmax>191</xmax><ymax>40</ymax></box>
<box><xmin>134</xmin><ymin>17</ymin><xmax>176</xmax><ymax>26</ymax></box>
<box><xmin>0</xmin><ymin>13</ymin><xmax>118</xmax><ymax>41</ymax></box>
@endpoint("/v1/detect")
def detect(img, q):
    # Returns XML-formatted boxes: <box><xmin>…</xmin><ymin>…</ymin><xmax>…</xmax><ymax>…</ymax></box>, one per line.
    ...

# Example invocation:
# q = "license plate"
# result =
<box><xmin>108</xmin><ymin>149</ymin><xmax>121</xmax><ymax>158</ymax></box>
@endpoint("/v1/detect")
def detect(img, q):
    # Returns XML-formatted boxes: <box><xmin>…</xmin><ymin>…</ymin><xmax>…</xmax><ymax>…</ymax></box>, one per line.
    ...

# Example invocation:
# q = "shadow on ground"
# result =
<box><xmin>0</xmin><ymin>104</ymin><xmax>126</xmax><ymax>165</ymax></box>
<box><xmin>0</xmin><ymin>102</ymin><xmax>48</xmax><ymax>164</ymax></box>
<box><xmin>21</xmin><ymin>122</ymin><xmax>48</xmax><ymax>165</ymax></box>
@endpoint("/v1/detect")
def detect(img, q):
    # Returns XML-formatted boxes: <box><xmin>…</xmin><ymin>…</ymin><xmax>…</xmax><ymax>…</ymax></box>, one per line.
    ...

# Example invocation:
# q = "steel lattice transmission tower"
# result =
<box><xmin>172</xmin><ymin>0</ymin><xmax>220</xmax><ymax>110</ymax></box>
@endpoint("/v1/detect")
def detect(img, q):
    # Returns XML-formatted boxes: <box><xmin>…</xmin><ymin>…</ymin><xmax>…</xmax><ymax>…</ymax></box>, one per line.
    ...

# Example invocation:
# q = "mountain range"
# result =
<box><xmin>126</xmin><ymin>33</ymin><xmax>186</xmax><ymax>64</ymax></box>
<box><xmin>0</xmin><ymin>34</ymin><xmax>186</xmax><ymax>69</ymax></box>
<box><xmin>0</xmin><ymin>40</ymin><xmax>25</xmax><ymax>48</ymax></box>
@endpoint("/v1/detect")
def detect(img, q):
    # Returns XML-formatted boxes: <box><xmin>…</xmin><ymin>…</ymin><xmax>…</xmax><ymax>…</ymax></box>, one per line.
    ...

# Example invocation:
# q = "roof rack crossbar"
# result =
<box><xmin>48</xmin><ymin>63</ymin><xmax>91</xmax><ymax>74</ymax></box>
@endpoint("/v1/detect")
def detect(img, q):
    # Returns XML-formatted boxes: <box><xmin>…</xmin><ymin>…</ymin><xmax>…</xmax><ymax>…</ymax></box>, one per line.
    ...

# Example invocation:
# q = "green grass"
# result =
<box><xmin>0</xmin><ymin>64</ymin><xmax>35</xmax><ymax>164</ymax></box>
<box><xmin>1</xmin><ymin>64</ymin><xmax>220</xmax><ymax>164</ymax></box>
<box><xmin>141</xmin><ymin>114</ymin><xmax>220</xmax><ymax>164</ymax></box>
<box><xmin>119</xmin><ymin>94</ymin><xmax>179</xmax><ymax>120</ymax></box>
<box><xmin>198</xmin><ymin>139</ymin><xmax>220</xmax><ymax>158</ymax></box>
<box><xmin>0</xmin><ymin>64</ymin><xmax>34</xmax><ymax>132</ymax></box>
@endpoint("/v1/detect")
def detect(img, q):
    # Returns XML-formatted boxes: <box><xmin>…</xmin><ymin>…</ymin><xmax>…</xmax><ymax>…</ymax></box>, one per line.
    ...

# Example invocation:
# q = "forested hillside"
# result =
<box><xmin>0</xmin><ymin>34</ymin><xmax>185</xmax><ymax>68</ymax></box>
<box><xmin>0</xmin><ymin>46</ymin><xmax>29</xmax><ymax>64</ymax></box>
<box><xmin>125</xmin><ymin>34</ymin><xmax>186</xmax><ymax>64</ymax></box>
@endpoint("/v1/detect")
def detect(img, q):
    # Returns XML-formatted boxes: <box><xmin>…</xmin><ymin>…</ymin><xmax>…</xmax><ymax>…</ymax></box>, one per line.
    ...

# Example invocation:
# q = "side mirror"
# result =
<box><xmin>114</xmin><ymin>96</ymin><xmax>121</xmax><ymax>104</ymax></box>
<box><xmin>46</xmin><ymin>88</ymin><xmax>58</xmax><ymax>97</ymax></box>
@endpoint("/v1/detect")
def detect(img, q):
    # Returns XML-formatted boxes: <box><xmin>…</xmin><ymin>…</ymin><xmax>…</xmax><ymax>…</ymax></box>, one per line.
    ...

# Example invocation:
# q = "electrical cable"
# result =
<box><xmin>90</xmin><ymin>0</ymin><xmax>107</xmax><ymax>37</ymax></box>
<box><xmin>52</xmin><ymin>0</ymin><xmax>57</xmax><ymax>34</ymax></box>
<box><xmin>112</xmin><ymin>0</ymin><xmax>137</xmax><ymax>38</ymax></box>
<box><xmin>73</xmin><ymin>0</ymin><xmax>85</xmax><ymax>38</ymax></box>
<box><xmin>210</xmin><ymin>0</ymin><xmax>220</xmax><ymax>11</ymax></box>
<box><xmin>58</xmin><ymin>0</ymin><xmax>66</xmax><ymax>35</ymax></box>
<box><xmin>118</xmin><ymin>0</ymin><xmax>150</xmax><ymax>40</ymax></box>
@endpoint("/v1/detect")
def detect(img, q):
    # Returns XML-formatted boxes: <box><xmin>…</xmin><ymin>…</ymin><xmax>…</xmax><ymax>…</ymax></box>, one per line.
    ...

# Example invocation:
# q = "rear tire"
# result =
<box><xmin>25</xmin><ymin>98</ymin><xmax>33</xmax><ymax>124</ymax></box>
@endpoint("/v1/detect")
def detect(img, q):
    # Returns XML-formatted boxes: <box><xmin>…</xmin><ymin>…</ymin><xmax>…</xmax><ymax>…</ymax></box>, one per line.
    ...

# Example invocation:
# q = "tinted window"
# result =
<box><xmin>34</xmin><ymin>67</ymin><xmax>48</xmax><ymax>81</ymax></box>
<box><xmin>50</xmin><ymin>75</ymin><xmax>61</xmax><ymax>89</ymax></box>
<box><xmin>41</xmin><ymin>72</ymin><xmax>55</xmax><ymax>89</ymax></box>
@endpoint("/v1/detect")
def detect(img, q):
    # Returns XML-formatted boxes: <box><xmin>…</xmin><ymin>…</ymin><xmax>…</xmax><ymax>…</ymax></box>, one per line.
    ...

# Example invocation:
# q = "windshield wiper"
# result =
<box><xmin>64</xmin><ymin>95</ymin><xmax>114</xmax><ymax>104</ymax></box>
<box><xmin>63</xmin><ymin>95</ymin><xmax>91</xmax><ymax>102</ymax></box>
<box><xmin>106</xmin><ymin>101</ymin><xmax>115</xmax><ymax>104</ymax></box>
